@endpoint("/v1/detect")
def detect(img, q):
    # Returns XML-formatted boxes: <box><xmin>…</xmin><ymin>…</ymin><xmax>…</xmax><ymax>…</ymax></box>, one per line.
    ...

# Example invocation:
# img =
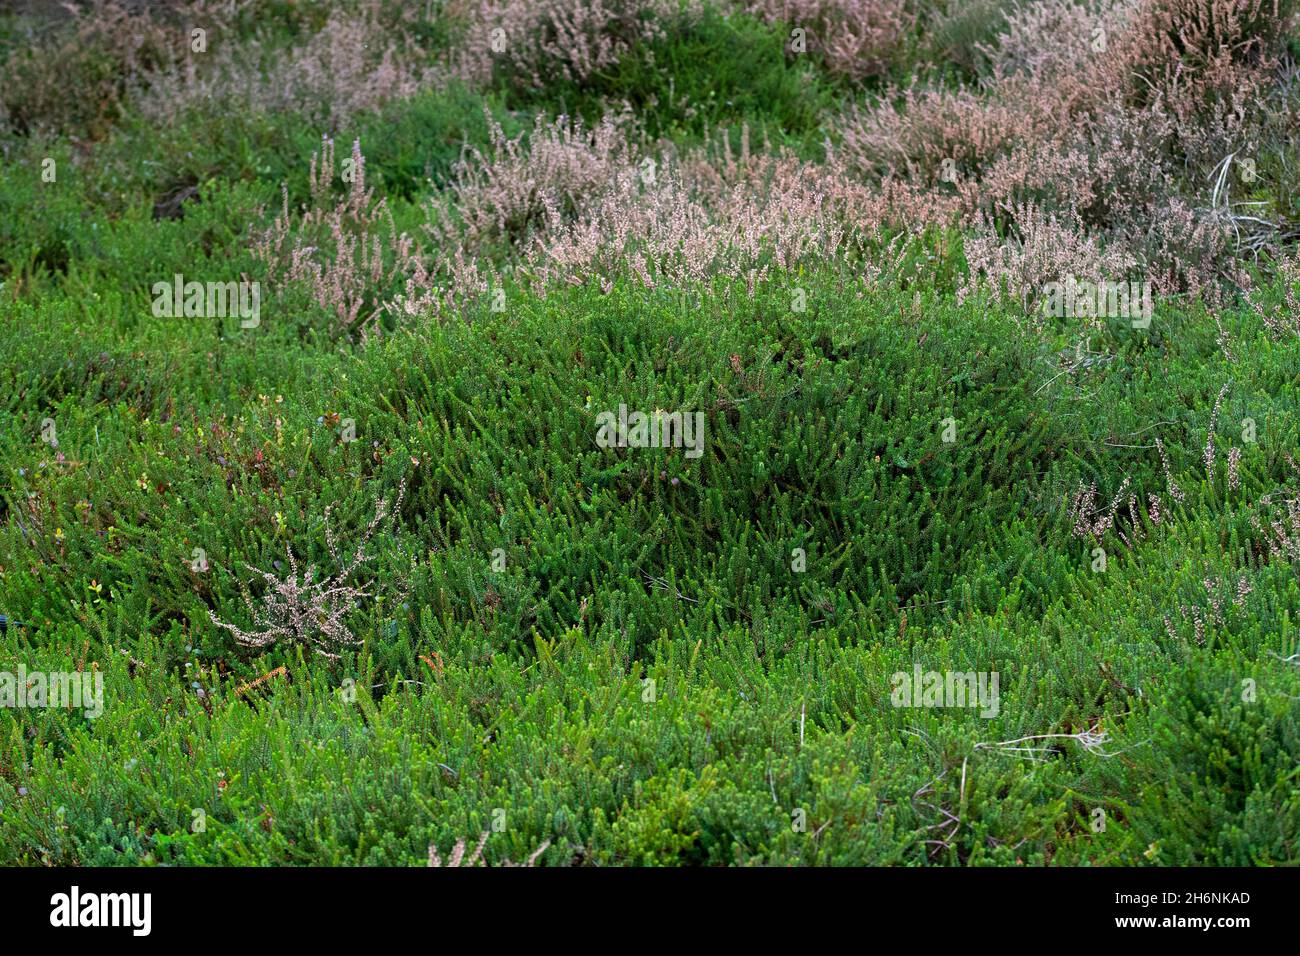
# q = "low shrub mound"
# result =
<box><xmin>1</xmin><ymin>0</ymin><xmax>1298</xmax><ymax>867</ymax></box>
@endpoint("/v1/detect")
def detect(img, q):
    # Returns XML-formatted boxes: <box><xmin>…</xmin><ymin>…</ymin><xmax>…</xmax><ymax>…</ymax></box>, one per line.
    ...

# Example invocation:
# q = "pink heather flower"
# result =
<box><xmin>958</xmin><ymin>203</ymin><xmax>1137</xmax><ymax>323</ymax></box>
<box><xmin>1250</xmin><ymin>251</ymin><xmax>1300</xmax><ymax>341</ymax></box>
<box><xmin>1250</xmin><ymin>492</ymin><xmax>1300</xmax><ymax>562</ymax></box>
<box><xmin>449</xmin><ymin>0</ymin><xmax>682</xmax><ymax>89</ymax></box>
<box><xmin>428</xmin><ymin>110</ymin><xmax>635</xmax><ymax>252</ymax></box>
<box><xmin>219</xmin><ymin>0</ymin><xmax>1291</xmax><ymax>335</ymax></box>
<box><xmin>209</xmin><ymin>481</ymin><xmax>406</xmax><ymax>659</ymax></box>
<box><xmin>1204</xmin><ymin>382</ymin><xmax>1230</xmax><ymax>473</ymax></box>
<box><xmin>1067</xmin><ymin>476</ymin><xmax>1134</xmax><ymax>543</ymax></box>
<box><xmin>1184</xmin><ymin>604</ymin><xmax>1206</xmax><ymax>646</ymax></box>
<box><xmin>1203</xmin><ymin>577</ymin><xmax>1224</xmax><ymax>625</ymax></box>
<box><xmin>137</xmin><ymin>2</ymin><xmax>438</xmax><ymax>127</ymax></box>
<box><xmin>1234</xmin><ymin>575</ymin><xmax>1253</xmax><ymax>608</ymax></box>
<box><xmin>254</xmin><ymin>137</ymin><xmax>424</xmax><ymax>336</ymax></box>
<box><xmin>740</xmin><ymin>0</ymin><xmax>913</xmax><ymax>81</ymax></box>
<box><xmin>1156</xmin><ymin>437</ymin><xmax>1185</xmax><ymax>504</ymax></box>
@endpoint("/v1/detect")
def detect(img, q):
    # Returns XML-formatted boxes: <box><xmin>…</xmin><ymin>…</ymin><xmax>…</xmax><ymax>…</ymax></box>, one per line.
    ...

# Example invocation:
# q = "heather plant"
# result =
<box><xmin>528</xmin><ymin>137</ymin><xmax>907</xmax><ymax>291</ymax></box>
<box><xmin>1249</xmin><ymin>249</ymin><xmax>1300</xmax><ymax>339</ymax></box>
<box><xmin>428</xmin><ymin>833</ymin><xmax>551</xmax><ymax>866</ymax></box>
<box><xmin>978</xmin><ymin>0</ymin><xmax>1130</xmax><ymax>83</ymax></box>
<box><xmin>1117</xmin><ymin>0</ymin><xmax>1293</xmax><ymax>110</ymax></box>
<box><xmin>134</xmin><ymin>0</ymin><xmax>442</xmax><ymax>129</ymax></box>
<box><xmin>461</xmin><ymin>5</ymin><xmax>835</xmax><ymax>147</ymax></box>
<box><xmin>739</xmin><ymin>0</ymin><xmax>915</xmax><ymax>82</ymax></box>
<box><xmin>958</xmin><ymin>203</ymin><xmax>1138</xmax><ymax>320</ymax></box>
<box><xmin>209</xmin><ymin>479</ymin><xmax>407</xmax><ymax>659</ymax></box>
<box><xmin>411</xmin><ymin>115</ymin><xmax>910</xmax><ymax>303</ymax></box>
<box><xmin>1135</xmin><ymin>198</ymin><xmax>1255</xmax><ymax>307</ymax></box>
<box><xmin>449</xmin><ymin>0</ymin><xmax>686</xmax><ymax>91</ymax></box>
<box><xmin>0</xmin><ymin>0</ymin><xmax>181</xmax><ymax>138</ymax></box>
<box><xmin>829</xmin><ymin>0</ymin><xmax>1299</xmax><ymax>305</ymax></box>
<box><xmin>254</xmin><ymin>137</ymin><xmax>424</xmax><ymax>337</ymax></box>
<box><xmin>4</xmin><ymin>0</ymin><xmax>1300</xmax><ymax>874</ymax></box>
<box><xmin>836</xmin><ymin>82</ymin><xmax>1044</xmax><ymax>187</ymax></box>
<box><xmin>429</xmin><ymin>111</ymin><xmax>637</xmax><ymax>253</ymax></box>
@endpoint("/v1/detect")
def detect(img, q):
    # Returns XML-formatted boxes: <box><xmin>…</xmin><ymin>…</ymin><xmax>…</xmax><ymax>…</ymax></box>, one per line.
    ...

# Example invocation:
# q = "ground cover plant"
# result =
<box><xmin>0</xmin><ymin>0</ymin><xmax>1297</xmax><ymax>867</ymax></box>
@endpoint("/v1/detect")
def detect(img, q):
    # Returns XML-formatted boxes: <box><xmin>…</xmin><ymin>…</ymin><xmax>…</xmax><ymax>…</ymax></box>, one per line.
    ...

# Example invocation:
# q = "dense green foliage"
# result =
<box><xmin>1</xmin><ymin>0</ymin><xmax>1298</xmax><ymax>866</ymax></box>
<box><xmin>3</xmin><ymin>271</ymin><xmax>1298</xmax><ymax>864</ymax></box>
